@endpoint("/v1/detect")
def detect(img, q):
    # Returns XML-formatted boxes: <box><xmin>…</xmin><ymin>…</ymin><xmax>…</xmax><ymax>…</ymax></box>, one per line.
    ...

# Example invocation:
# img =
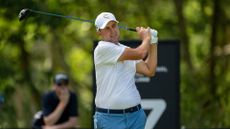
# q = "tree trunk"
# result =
<box><xmin>173</xmin><ymin>0</ymin><xmax>194</xmax><ymax>71</ymax></box>
<box><xmin>209</xmin><ymin>0</ymin><xmax>219</xmax><ymax>99</ymax></box>
<box><xmin>17</xmin><ymin>25</ymin><xmax>42</xmax><ymax>125</ymax></box>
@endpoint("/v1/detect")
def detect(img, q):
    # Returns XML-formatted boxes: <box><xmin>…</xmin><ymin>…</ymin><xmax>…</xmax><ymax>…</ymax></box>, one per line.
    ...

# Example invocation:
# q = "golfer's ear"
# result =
<box><xmin>97</xmin><ymin>30</ymin><xmax>101</xmax><ymax>35</ymax></box>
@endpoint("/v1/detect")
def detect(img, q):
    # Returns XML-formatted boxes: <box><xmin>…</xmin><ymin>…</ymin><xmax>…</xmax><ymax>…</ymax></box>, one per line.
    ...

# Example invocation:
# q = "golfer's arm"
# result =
<box><xmin>44</xmin><ymin>102</ymin><xmax>66</xmax><ymax>125</ymax></box>
<box><xmin>118</xmin><ymin>38</ymin><xmax>150</xmax><ymax>61</ymax></box>
<box><xmin>136</xmin><ymin>44</ymin><xmax>157</xmax><ymax>77</ymax></box>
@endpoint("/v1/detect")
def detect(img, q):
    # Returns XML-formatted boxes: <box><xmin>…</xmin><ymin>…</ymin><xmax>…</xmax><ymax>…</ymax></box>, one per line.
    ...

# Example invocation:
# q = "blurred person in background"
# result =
<box><xmin>42</xmin><ymin>73</ymin><xmax>79</xmax><ymax>129</ymax></box>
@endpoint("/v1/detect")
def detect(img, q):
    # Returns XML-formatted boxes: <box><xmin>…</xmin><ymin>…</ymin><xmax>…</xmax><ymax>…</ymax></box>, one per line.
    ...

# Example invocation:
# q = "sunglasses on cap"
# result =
<box><xmin>56</xmin><ymin>81</ymin><xmax>68</xmax><ymax>86</ymax></box>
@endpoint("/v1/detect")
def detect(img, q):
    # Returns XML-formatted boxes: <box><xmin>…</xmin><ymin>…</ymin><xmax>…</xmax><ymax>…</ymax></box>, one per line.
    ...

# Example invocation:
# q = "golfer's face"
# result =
<box><xmin>99</xmin><ymin>21</ymin><xmax>120</xmax><ymax>43</ymax></box>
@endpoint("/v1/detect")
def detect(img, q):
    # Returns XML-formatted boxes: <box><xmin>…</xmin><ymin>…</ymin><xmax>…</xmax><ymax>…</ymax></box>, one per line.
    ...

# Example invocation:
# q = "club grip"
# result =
<box><xmin>127</xmin><ymin>28</ymin><xmax>137</xmax><ymax>32</ymax></box>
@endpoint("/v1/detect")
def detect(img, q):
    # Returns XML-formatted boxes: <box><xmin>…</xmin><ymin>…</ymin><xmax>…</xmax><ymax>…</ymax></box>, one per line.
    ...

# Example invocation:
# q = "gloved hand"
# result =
<box><xmin>150</xmin><ymin>29</ymin><xmax>158</xmax><ymax>44</ymax></box>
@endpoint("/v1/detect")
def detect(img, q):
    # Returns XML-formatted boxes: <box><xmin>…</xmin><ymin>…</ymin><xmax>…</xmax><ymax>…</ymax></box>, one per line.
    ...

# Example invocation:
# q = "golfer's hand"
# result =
<box><xmin>136</xmin><ymin>27</ymin><xmax>151</xmax><ymax>41</ymax></box>
<box><xmin>59</xmin><ymin>87</ymin><xmax>70</xmax><ymax>105</ymax></box>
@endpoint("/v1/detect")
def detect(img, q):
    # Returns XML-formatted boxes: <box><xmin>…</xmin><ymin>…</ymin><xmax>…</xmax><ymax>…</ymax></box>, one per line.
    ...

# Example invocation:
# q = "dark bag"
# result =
<box><xmin>32</xmin><ymin>110</ymin><xmax>44</xmax><ymax>129</ymax></box>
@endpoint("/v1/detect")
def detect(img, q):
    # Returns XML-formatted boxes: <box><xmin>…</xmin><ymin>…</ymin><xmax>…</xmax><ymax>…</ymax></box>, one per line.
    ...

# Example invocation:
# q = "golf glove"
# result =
<box><xmin>150</xmin><ymin>29</ymin><xmax>158</xmax><ymax>44</ymax></box>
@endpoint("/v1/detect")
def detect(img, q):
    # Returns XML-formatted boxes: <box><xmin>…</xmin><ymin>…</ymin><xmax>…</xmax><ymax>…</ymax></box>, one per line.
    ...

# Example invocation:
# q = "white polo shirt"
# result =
<box><xmin>94</xmin><ymin>41</ymin><xmax>141</xmax><ymax>109</ymax></box>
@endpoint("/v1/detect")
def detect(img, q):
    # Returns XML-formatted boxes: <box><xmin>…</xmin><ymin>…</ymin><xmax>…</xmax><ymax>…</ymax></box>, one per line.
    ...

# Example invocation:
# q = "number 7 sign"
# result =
<box><xmin>141</xmin><ymin>99</ymin><xmax>167</xmax><ymax>129</ymax></box>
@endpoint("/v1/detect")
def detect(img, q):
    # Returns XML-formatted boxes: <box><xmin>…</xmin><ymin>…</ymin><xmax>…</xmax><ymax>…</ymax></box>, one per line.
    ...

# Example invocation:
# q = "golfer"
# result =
<box><xmin>93</xmin><ymin>12</ymin><xmax>158</xmax><ymax>129</ymax></box>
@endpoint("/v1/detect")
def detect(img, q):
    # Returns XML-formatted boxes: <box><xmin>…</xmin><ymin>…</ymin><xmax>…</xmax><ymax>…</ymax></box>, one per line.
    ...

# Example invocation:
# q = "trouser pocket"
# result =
<box><xmin>94</xmin><ymin>112</ymin><xmax>104</xmax><ymax>129</ymax></box>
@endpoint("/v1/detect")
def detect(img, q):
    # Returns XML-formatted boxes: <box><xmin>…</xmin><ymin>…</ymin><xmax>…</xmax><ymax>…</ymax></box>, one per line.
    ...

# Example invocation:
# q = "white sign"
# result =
<box><xmin>141</xmin><ymin>99</ymin><xmax>167</xmax><ymax>129</ymax></box>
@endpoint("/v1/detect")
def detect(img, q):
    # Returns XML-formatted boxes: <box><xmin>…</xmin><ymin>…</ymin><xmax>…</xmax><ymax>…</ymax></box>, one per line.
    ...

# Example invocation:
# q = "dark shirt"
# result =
<box><xmin>42</xmin><ymin>90</ymin><xmax>78</xmax><ymax>124</ymax></box>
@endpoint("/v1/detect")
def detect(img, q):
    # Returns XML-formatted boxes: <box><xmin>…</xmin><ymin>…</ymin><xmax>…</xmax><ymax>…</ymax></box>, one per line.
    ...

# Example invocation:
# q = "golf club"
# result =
<box><xmin>18</xmin><ymin>8</ymin><xmax>136</xmax><ymax>32</ymax></box>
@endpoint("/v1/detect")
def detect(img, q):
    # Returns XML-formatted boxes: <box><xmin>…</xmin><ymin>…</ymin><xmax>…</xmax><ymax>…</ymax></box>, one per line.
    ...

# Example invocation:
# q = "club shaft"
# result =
<box><xmin>29</xmin><ymin>9</ymin><xmax>94</xmax><ymax>23</ymax></box>
<box><xmin>127</xmin><ymin>28</ymin><xmax>136</xmax><ymax>32</ymax></box>
<box><xmin>28</xmin><ymin>9</ymin><xmax>136</xmax><ymax>32</ymax></box>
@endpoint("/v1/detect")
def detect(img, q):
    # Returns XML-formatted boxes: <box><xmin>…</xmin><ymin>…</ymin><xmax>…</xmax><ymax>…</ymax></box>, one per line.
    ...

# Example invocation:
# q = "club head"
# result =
<box><xmin>18</xmin><ymin>8</ymin><xmax>30</xmax><ymax>21</ymax></box>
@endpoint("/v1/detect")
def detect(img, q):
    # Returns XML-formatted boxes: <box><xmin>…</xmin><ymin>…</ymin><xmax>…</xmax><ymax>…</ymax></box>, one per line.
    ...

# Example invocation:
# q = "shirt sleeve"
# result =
<box><xmin>68</xmin><ymin>92</ymin><xmax>78</xmax><ymax>117</ymax></box>
<box><xmin>94</xmin><ymin>42</ymin><xmax>125</xmax><ymax>65</ymax></box>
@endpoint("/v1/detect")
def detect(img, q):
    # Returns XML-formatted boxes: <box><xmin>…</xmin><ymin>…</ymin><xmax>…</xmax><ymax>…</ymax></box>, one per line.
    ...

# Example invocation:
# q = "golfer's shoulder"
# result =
<box><xmin>97</xmin><ymin>41</ymin><xmax>112</xmax><ymax>47</ymax></box>
<box><xmin>95</xmin><ymin>41</ymin><xmax>112</xmax><ymax>53</ymax></box>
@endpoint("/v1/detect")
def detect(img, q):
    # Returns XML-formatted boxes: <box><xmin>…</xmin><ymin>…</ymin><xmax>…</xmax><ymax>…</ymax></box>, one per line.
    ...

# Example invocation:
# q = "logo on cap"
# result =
<box><xmin>103</xmin><ymin>14</ymin><xmax>110</xmax><ymax>19</ymax></box>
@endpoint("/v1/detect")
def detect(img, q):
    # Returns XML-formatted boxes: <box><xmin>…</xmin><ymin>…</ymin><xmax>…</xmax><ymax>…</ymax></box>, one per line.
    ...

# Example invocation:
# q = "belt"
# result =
<box><xmin>96</xmin><ymin>104</ymin><xmax>141</xmax><ymax>114</ymax></box>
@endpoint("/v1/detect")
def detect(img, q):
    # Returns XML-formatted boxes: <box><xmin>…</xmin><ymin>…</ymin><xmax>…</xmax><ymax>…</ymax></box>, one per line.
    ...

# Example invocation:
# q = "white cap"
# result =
<box><xmin>95</xmin><ymin>12</ymin><xmax>119</xmax><ymax>31</ymax></box>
